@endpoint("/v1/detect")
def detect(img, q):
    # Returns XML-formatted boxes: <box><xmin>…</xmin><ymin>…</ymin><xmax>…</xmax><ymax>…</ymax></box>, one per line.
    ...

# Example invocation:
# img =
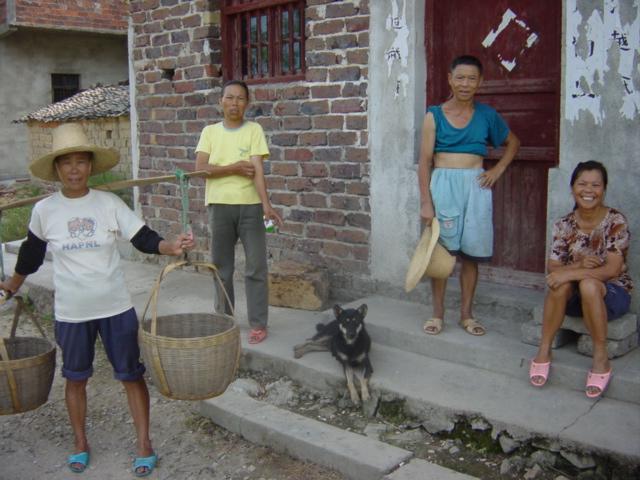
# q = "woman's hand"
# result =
<box><xmin>579</xmin><ymin>255</ymin><xmax>603</xmax><ymax>269</ymax></box>
<box><xmin>263</xmin><ymin>205</ymin><xmax>284</xmax><ymax>228</ymax></box>
<box><xmin>234</xmin><ymin>161</ymin><xmax>255</xmax><ymax>179</ymax></box>
<box><xmin>162</xmin><ymin>232</ymin><xmax>195</xmax><ymax>256</ymax></box>
<box><xmin>545</xmin><ymin>270</ymin><xmax>572</xmax><ymax>290</ymax></box>
<box><xmin>478</xmin><ymin>165</ymin><xmax>505</xmax><ymax>189</ymax></box>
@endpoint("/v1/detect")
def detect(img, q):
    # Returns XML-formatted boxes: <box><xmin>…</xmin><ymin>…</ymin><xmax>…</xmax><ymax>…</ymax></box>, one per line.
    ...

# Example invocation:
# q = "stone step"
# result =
<box><xmin>200</xmin><ymin>389</ymin><xmax>479</xmax><ymax>480</ymax></box>
<box><xmin>242</xmin><ymin>316</ymin><xmax>640</xmax><ymax>463</ymax></box>
<box><xmin>332</xmin><ymin>296</ymin><xmax>640</xmax><ymax>405</ymax></box>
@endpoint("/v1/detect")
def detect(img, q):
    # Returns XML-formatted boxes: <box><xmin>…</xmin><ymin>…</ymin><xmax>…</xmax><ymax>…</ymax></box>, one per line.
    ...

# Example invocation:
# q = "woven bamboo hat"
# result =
<box><xmin>404</xmin><ymin>218</ymin><xmax>456</xmax><ymax>291</ymax></box>
<box><xmin>29</xmin><ymin>123</ymin><xmax>119</xmax><ymax>182</ymax></box>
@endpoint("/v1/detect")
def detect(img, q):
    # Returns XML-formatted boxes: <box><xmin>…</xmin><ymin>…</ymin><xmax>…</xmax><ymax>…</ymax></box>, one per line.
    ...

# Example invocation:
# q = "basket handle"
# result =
<box><xmin>141</xmin><ymin>260</ymin><xmax>235</xmax><ymax>337</ymax></box>
<box><xmin>9</xmin><ymin>296</ymin><xmax>48</xmax><ymax>340</ymax></box>
<box><xmin>0</xmin><ymin>336</ymin><xmax>22</xmax><ymax>411</ymax></box>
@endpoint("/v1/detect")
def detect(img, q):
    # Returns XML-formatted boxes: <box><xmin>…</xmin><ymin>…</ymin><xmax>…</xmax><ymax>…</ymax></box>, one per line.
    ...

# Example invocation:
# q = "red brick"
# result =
<box><xmin>331</xmin><ymin>98</ymin><xmax>365</xmax><ymax>114</ymax></box>
<box><xmin>182</xmin><ymin>14</ymin><xmax>201</xmax><ymax>28</ymax></box>
<box><xmin>346</xmin><ymin>115</ymin><xmax>367</xmax><ymax>130</ymax></box>
<box><xmin>274</xmin><ymin>102</ymin><xmax>300</xmax><ymax>116</ymax></box>
<box><xmin>342</xmin><ymin>82</ymin><xmax>367</xmax><ymax>98</ymax></box>
<box><xmin>307</xmin><ymin>225</ymin><xmax>336</xmax><ymax>240</ymax></box>
<box><xmin>329</xmin><ymin>67</ymin><xmax>362</xmax><ymax>82</ymax></box>
<box><xmin>299</xmin><ymin>132</ymin><xmax>327</xmax><ymax>146</ymax></box>
<box><xmin>196</xmin><ymin>106</ymin><xmax>218</xmax><ymax>119</ymax></box>
<box><xmin>266</xmin><ymin>177</ymin><xmax>286</xmax><ymax>190</ymax></box>
<box><xmin>327</xmin><ymin>34</ymin><xmax>358</xmax><ymax>49</ymax></box>
<box><xmin>285</xmin><ymin>148</ymin><xmax>314</xmax><ymax>162</ymax></box>
<box><xmin>305</xmin><ymin>37</ymin><xmax>326</xmax><ymax>51</ymax></box>
<box><xmin>346</xmin><ymin>49</ymin><xmax>368</xmax><ymax>65</ymax></box>
<box><xmin>287</xmin><ymin>178</ymin><xmax>314</xmax><ymax>192</ymax></box>
<box><xmin>301</xmin><ymin>100</ymin><xmax>329</xmax><ymax>115</ymax></box>
<box><xmin>346</xmin><ymin>213</ymin><xmax>370</xmax><ymax>229</ymax></box>
<box><xmin>271</xmin><ymin>162</ymin><xmax>299</xmax><ymax>176</ymax></box>
<box><xmin>307</xmin><ymin>52</ymin><xmax>338</xmax><ymax>67</ymax></box>
<box><xmin>330</xmin><ymin>195</ymin><xmax>362</xmax><ymax>211</ymax></box>
<box><xmin>314</xmin><ymin>210</ymin><xmax>345</xmax><ymax>226</ymax></box>
<box><xmin>322</xmin><ymin>241</ymin><xmax>351</xmax><ymax>259</ymax></box>
<box><xmin>326</xmin><ymin>3</ymin><xmax>358</xmax><ymax>18</ymax></box>
<box><xmin>306</xmin><ymin>68</ymin><xmax>328</xmax><ymax>83</ymax></box>
<box><xmin>282</xmin><ymin>117</ymin><xmax>311</xmax><ymax>130</ymax></box>
<box><xmin>301</xmin><ymin>163</ymin><xmax>328</xmax><ymax>177</ymax></box>
<box><xmin>271</xmin><ymin>192</ymin><xmax>298</xmax><ymax>206</ymax></box>
<box><xmin>313</xmin><ymin>19</ymin><xmax>344</xmax><ymax>35</ymax></box>
<box><xmin>346</xmin><ymin>181</ymin><xmax>369</xmax><ymax>196</ymax></box>
<box><xmin>336</xmin><ymin>229</ymin><xmax>368</xmax><ymax>244</ymax></box>
<box><xmin>346</xmin><ymin>16</ymin><xmax>369</xmax><ymax>32</ymax></box>
<box><xmin>151</xmin><ymin>33</ymin><xmax>170</xmax><ymax>47</ymax></box>
<box><xmin>301</xmin><ymin>193</ymin><xmax>327</xmax><ymax>208</ymax></box>
<box><xmin>279</xmin><ymin>223</ymin><xmax>304</xmax><ymax>235</ymax></box>
<box><xmin>282</xmin><ymin>86</ymin><xmax>310</xmax><ymax>100</ymax></box>
<box><xmin>314</xmin><ymin>148</ymin><xmax>342</xmax><ymax>162</ymax></box>
<box><xmin>253</xmin><ymin>88</ymin><xmax>278</xmax><ymax>101</ymax></box>
<box><xmin>345</xmin><ymin>147</ymin><xmax>368</xmax><ymax>162</ymax></box>
<box><xmin>288</xmin><ymin>208</ymin><xmax>314</xmax><ymax>222</ymax></box>
<box><xmin>313</xmin><ymin>115</ymin><xmax>344</xmax><ymax>130</ymax></box>
<box><xmin>328</xmin><ymin>131</ymin><xmax>358</xmax><ymax>146</ymax></box>
<box><xmin>271</xmin><ymin>133</ymin><xmax>299</xmax><ymax>146</ymax></box>
<box><xmin>311</xmin><ymin>85</ymin><xmax>341</xmax><ymax>99</ymax></box>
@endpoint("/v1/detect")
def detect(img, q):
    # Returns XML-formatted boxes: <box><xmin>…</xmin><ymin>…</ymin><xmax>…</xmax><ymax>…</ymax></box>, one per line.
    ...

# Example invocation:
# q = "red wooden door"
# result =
<box><xmin>426</xmin><ymin>0</ymin><xmax>561</xmax><ymax>275</ymax></box>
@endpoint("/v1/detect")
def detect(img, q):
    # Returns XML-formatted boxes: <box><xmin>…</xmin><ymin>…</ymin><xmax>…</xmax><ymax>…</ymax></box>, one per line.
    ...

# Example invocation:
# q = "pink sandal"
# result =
<box><xmin>529</xmin><ymin>360</ymin><xmax>550</xmax><ymax>387</ymax></box>
<box><xmin>248</xmin><ymin>328</ymin><xmax>268</xmax><ymax>344</ymax></box>
<box><xmin>586</xmin><ymin>370</ymin><xmax>612</xmax><ymax>398</ymax></box>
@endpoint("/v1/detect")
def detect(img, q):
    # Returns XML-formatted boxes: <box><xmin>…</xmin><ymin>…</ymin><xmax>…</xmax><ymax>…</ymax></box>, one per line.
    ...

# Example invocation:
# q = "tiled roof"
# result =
<box><xmin>16</xmin><ymin>85</ymin><xmax>129</xmax><ymax>123</ymax></box>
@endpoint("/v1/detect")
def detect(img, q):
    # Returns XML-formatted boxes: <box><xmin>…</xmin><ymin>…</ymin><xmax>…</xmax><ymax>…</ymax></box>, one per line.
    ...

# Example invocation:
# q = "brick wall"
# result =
<box><xmin>131</xmin><ymin>0</ymin><xmax>371</xmax><ymax>290</ymax></box>
<box><xmin>13</xmin><ymin>0</ymin><xmax>127</xmax><ymax>32</ymax></box>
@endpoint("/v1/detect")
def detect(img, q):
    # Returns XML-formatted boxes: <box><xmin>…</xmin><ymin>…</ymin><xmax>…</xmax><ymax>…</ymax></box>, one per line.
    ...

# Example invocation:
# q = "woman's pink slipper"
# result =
<box><xmin>529</xmin><ymin>360</ymin><xmax>550</xmax><ymax>387</ymax></box>
<box><xmin>585</xmin><ymin>370</ymin><xmax>612</xmax><ymax>398</ymax></box>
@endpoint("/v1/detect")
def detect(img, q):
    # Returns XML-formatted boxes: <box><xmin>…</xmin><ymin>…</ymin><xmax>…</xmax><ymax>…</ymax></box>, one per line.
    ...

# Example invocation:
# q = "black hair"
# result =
<box><xmin>450</xmin><ymin>55</ymin><xmax>483</xmax><ymax>75</ymax></box>
<box><xmin>570</xmin><ymin>160</ymin><xmax>608</xmax><ymax>188</ymax></box>
<box><xmin>222</xmin><ymin>79</ymin><xmax>250</xmax><ymax>99</ymax></box>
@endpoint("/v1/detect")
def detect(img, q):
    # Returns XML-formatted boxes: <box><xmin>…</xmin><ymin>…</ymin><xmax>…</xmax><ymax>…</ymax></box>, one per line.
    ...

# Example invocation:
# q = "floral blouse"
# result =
<box><xmin>550</xmin><ymin>208</ymin><xmax>633</xmax><ymax>292</ymax></box>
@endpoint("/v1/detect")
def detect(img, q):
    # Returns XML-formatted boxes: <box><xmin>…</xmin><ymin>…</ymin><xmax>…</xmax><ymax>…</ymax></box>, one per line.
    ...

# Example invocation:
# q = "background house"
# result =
<box><xmin>0</xmin><ymin>0</ymin><xmax>129</xmax><ymax>180</ymax></box>
<box><xmin>129</xmin><ymin>0</ymin><xmax>639</xmax><ymax>310</ymax></box>
<box><xmin>15</xmin><ymin>84</ymin><xmax>132</xmax><ymax>180</ymax></box>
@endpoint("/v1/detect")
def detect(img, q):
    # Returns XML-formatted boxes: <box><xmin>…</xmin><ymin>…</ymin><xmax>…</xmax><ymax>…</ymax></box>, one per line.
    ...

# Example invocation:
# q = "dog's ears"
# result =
<box><xmin>333</xmin><ymin>304</ymin><xmax>343</xmax><ymax>318</ymax></box>
<box><xmin>357</xmin><ymin>304</ymin><xmax>368</xmax><ymax>318</ymax></box>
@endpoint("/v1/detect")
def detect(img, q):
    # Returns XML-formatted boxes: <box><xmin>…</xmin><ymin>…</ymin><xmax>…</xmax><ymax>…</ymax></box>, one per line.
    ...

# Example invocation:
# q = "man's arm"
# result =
<box><xmin>195</xmin><ymin>151</ymin><xmax>255</xmax><ymax>179</ymax></box>
<box><xmin>478</xmin><ymin>131</ymin><xmax>520</xmax><ymax>188</ymax></box>
<box><xmin>417</xmin><ymin>113</ymin><xmax>436</xmax><ymax>224</ymax></box>
<box><xmin>250</xmin><ymin>155</ymin><xmax>283</xmax><ymax>227</ymax></box>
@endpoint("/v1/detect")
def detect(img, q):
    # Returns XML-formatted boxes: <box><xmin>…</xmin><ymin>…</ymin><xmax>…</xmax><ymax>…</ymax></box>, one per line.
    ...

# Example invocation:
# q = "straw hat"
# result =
<box><xmin>29</xmin><ymin>123</ymin><xmax>119</xmax><ymax>182</ymax></box>
<box><xmin>404</xmin><ymin>218</ymin><xmax>456</xmax><ymax>291</ymax></box>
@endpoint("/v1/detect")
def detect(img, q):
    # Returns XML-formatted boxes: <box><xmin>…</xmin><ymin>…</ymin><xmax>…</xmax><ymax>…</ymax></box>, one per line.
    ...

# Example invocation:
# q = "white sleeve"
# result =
<box><xmin>111</xmin><ymin>195</ymin><xmax>145</xmax><ymax>240</ymax></box>
<box><xmin>28</xmin><ymin>203</ymin><xmax>46</xmax><ymax>241</ymax></box>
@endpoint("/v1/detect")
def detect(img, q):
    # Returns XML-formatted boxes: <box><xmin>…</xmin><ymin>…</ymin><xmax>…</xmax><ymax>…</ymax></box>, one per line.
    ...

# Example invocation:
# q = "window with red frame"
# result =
<box><xmin>222</xmin><ymin>0</ymin><xmax>306</xmax><ymax>83</ymax></box>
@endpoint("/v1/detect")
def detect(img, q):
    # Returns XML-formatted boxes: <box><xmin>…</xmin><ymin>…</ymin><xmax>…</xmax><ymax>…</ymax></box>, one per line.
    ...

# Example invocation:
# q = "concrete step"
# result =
<box><xmin>336</xmin><ymin>296</ymin><xmax>640</xmax><ymax>405</ymax></box>
<box><xmin>242</xmin><ymin>305</ymin><xmax>640</xmax><ymax>463</ymax></box>
<box><xmin>200</xmin><ymin>390</ymin><xmax>479</xmax><ymax>480</ymax></box>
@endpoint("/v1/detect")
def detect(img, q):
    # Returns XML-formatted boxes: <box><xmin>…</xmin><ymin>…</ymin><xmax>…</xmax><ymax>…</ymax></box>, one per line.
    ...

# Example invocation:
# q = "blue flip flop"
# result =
<box><xmin>68</xmin><ymin>451</ymin><xmax>90</xmax><ymax>473</ymax></box>
<box><xmin>133</xmin><ymin>453</ymin><xmax>158</xmax><ymax>477</ymax></box>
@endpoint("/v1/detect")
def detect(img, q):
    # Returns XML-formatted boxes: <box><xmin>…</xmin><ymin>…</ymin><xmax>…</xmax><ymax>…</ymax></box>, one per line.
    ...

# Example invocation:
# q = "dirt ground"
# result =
<box><xmin>0</xmin><ymin>305</ymin><xmax>345</xmax><ymax>480</ymax></box>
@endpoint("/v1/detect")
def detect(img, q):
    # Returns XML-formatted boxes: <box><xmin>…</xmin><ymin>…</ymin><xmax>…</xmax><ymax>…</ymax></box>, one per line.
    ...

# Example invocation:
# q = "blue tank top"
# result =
<box><xmin>427</xmin><ymin>103</ymin><xmax>509</xmax><ymax>157</ymax></box>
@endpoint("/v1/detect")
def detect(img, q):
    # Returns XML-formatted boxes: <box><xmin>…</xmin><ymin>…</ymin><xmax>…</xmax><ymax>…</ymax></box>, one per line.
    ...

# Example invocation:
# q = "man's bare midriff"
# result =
<box><xmin>434</xmin><ymin>152</ymin><xmax>484</xmax><ymax>169</ymax></box>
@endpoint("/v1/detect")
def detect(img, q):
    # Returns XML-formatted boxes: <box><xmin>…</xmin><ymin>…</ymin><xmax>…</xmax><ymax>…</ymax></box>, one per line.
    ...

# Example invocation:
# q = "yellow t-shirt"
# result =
<box><xmin>195</xmin><ymin>121</ymin><xmax>269</xmax><ymax>205</ymax></box>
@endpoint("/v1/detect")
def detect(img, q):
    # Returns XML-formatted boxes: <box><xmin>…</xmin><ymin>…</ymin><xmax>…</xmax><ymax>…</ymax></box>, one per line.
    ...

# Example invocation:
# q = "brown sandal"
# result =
<box><xmin>460</xmin><ymin>318</ymin><xmax>486</xmax><ymax>336</ymax></box>
<box><xmin>423</xmin><ymin>317</ymin><xmax>443</xmax><ymax>335</ymax></box>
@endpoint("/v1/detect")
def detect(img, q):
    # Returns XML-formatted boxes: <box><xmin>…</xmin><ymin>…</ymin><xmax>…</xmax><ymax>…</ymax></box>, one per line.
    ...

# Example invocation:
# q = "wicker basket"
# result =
<box><xmin>0</xmin><ymin>297</ymin><xmax>56</xmax><ymax>415</ymax></box>
<box><xmin>138</xmin><ymin>260</ymin><xmax>240</xmax><ymax>400</ymax></box>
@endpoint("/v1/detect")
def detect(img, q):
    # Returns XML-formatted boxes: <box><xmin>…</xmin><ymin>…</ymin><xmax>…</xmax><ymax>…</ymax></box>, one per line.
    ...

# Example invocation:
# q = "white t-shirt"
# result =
<box><xmin>29</xmin><ymin>189</ymin><xmax>145</xmax><ymax>322</ymax></box>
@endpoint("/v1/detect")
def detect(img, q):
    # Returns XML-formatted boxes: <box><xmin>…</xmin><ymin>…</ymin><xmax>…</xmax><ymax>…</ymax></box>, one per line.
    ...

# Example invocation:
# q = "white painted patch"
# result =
<box><xmin>394</xmin><ymin>73</ymin><xmax>409</xmax><ymax>99</ymax></box>
<box><xmin>481</xmin><ymin>8</ymin><xmax>539</xmax><ymax>73</ymax></box>
<box><xmin>565</xmin><ymin>0</ymin><xmax>640</xmax><ymax>123</ymax></box>
<box><xmin>384</xmin><ymin>0</ymin><xmax>410</xmax><ymax>79</ymax></box>
<box><xmin>482</xmin><ymin>9</ymin><xmax>517</xmax><ymax>48</ymax></box>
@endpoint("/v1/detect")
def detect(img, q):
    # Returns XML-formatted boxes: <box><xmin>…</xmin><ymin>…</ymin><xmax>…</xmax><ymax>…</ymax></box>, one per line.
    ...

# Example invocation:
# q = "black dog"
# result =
<box><xmin>294</xmin><ymin>304</ymin><xmax>373</xmax><ymax>405</ymax></box>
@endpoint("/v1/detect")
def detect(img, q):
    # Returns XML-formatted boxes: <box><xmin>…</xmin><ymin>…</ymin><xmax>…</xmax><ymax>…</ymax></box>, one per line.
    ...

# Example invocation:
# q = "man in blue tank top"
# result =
<box><xmin>417</xmin><ymin>55</ymin><xmax>520</xmax><ymax>336</ymax></box>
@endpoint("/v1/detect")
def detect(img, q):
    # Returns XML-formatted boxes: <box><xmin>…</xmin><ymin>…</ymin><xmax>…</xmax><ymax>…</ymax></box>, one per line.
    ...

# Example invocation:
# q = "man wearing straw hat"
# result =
<box><xmin>0</xmin><ymin>122</ymin><xmax>194</xmax><ymax>476</ymax></box>
<box><xmin>414</xmin><ymin>55</ymin><xmax>520</xmax><ymax>336</ymax></box>
<box><xmin>195</xmin><ymin>79</ymin><xmax>283</xmax><ymax>345</ymax></box>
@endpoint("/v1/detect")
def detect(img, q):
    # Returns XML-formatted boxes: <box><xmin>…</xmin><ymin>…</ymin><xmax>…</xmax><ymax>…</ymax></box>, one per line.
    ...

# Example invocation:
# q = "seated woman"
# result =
<box><xmin>529</xmin><ymin>161</ymin><xmax>632</xmax><ymax>398</ymax></box>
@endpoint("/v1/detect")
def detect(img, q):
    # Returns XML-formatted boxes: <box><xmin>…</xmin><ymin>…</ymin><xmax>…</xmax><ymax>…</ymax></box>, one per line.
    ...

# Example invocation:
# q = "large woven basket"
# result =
<box><xmin>0</xmin><ymin>297</ymin><xmax>56</xmax><ymax>415</ymax></box>
<box><xmin>139</xmin><ymin>260</ymin><xmax>240</xmax><ymax>400</ymax></box>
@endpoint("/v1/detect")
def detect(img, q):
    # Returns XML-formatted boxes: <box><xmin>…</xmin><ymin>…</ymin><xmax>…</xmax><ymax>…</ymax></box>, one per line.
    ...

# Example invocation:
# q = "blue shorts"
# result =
<box><xmin>430</xmin><ymin>168</ymin><xmax>493</xmax><ymax>261</ymax></box>
<box><xmin>54</xmin><ymin>308</ymin><xmax>145</xmax><ymax>382</ymax></box>
<box><xmin>566</xmin><ymin>282</ymin><xmax>631</xmax><ymax>321</ymax></box>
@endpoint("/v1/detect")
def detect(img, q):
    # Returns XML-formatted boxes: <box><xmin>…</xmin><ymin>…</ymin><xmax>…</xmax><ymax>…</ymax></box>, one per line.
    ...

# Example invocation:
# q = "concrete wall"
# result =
<box><xmin>369</xmin><ymin>0</ymin><xmax>425</xmax><ymax>285</ymax></box>
<box><xmin>552</xmin><ymin>0</ymin><xmax>640</xmax><ymax>311</ymax></box>
<box><xmin>0</xmin><ymin>29</ymin><xmax>127</xmax><ymax>179</ymax></box>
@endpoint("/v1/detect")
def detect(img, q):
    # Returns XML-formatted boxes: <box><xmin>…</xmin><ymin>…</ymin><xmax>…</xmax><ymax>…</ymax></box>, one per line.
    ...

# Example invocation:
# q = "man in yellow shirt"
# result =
<box><xmin>195</xmin><ymin>80</ymin><xmax>283</xmax><ymax>344</ymax></box>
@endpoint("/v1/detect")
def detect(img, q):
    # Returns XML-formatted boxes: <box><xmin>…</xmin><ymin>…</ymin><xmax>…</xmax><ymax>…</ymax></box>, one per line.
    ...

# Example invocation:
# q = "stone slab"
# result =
<box><xmin>533</xmin><ymin>306</ymin><xmax>638</xmax><ymax>341</ymax></box>
<box><xmin>520</xmin><ymin>321</ymin><xmax>577</xmax><ymax>349</ymax></box>
<box><xmin>383</xmin><ymin>459</ymin><xmax>479</xmax><ymax>480</ymax></box>
<box><xmin>268</xmin><ymin>261</ymin><xmax>328</xmax><ymax>311</ymax></box>
<box><xmin>577</xmin><ymin>332</ymin><xmax>639</xmax><ymax>359</ymax></box>
<box><xmin>200</xmin><ymin>390</ymin><xmax>413</xmax><ymax>480</ymax></box>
